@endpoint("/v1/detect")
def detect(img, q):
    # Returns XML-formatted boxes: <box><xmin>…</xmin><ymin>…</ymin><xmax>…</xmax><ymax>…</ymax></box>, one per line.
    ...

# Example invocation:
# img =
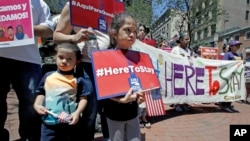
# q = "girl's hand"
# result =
<box><xmin>33</xmin><ymin>104</ymin><xmax>47</xmax><ymax>115</ymax></box>
<box><xmin>120</xmin><ymin>88</ymin><xmax>137</xmax><ymax>103</ymax></box>
<box><xmin>136</xmin><ymin>91</ymin><xmax>145</xmax><ymax>104</ymax></box>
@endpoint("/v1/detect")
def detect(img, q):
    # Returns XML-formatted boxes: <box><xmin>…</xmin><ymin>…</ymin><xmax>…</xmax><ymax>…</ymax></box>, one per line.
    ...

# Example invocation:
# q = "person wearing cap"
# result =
<box><xmin>218</xmin><ymin>40</ymin><xmax>242</xmax><ymax>113</ymax></box>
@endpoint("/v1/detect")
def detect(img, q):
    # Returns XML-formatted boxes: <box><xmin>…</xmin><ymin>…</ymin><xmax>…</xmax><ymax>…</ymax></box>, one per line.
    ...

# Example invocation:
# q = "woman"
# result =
<box><xmin>15</xmin><ymin>25</ymin><xmax>29</xmax><ymax>40</ymax></box>
<box><xmin>171</xmin><ymin>33</ymin><xmax>192</xmax><ymax>112</ymax></box>
<box><xmin>218</xmin><ymin>40</ymin><xmax>242</xmax><ymax>113</ymax></box>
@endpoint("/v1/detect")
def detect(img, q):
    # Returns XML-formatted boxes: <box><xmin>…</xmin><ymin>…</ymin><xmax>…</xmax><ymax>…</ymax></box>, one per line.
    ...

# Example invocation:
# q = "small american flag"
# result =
<box><xmin>145</xmin><ymin>89</ymin><xmax>166</xmax><ymax>116</ymax></box>
<box><xmin>46</xmin><ymin>110</ymin><xmax>71</xmax><ymax>123</ymax></box>
<box><xmin>57</xmin><ymin>111</ymin><xmax>71</xmax><ymax>123</ymax></box>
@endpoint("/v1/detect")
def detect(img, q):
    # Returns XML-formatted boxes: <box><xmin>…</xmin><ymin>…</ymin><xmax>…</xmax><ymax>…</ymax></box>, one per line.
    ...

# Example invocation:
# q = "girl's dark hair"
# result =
<box><xmin>108</xmin><ymin>12</ymin><xmax>136</xmax><ymax>49</ymax></box>
<box><xmin>55</xmin><ymin>42</ymin><xmax>81</xmax><ymax>60</ymax></box>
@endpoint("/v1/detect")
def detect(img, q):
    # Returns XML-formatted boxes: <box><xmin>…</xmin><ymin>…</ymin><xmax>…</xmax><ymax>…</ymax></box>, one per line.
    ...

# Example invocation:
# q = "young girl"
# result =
<box><xmin>104</xmin><ymin>13</ymin><xmax>144</xmax><ymax>141</ymax></box>
<box><xmin>33</xmin><ymin>42</ymin><xmax>92</xmax><ymax>141</ymax></box>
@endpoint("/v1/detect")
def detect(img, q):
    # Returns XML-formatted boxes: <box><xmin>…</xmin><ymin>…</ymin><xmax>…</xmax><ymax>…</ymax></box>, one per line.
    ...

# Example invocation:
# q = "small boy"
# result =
<box><xmin>33</xmin><ymin>42</ymin><xmax>93</xmax><ymax>141</ymax></box>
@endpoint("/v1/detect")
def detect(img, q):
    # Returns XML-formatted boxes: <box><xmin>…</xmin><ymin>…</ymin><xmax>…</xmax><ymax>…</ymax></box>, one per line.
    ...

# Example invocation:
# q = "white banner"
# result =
<box><xmin>132</xmin><ymin>40</ymin><xmax>246</xmax><ymax>104</ymax></box>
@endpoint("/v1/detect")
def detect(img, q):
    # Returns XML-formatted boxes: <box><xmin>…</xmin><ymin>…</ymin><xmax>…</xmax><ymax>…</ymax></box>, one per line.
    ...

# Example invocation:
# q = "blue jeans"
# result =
<box><xmin>0</xmin><ymin>57</ymin><xmax>42</xmax><ymax>141</ymax></box>
<box><xmin>41</xmin><ymin>122</ymin><xmax>82</xmax><ymax>141</ymax></box>
<box><xmin>76</xmin><ymin>62</ymin><xmax>98</xmax><ymax>141</ymax></box>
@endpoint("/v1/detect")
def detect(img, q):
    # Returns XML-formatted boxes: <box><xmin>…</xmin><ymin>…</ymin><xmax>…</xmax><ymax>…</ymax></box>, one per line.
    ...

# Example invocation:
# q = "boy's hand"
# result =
<box><xmin>33</xmin><ymin>104</ymin><xmax>47</xmax><ymax>115</ymax></box>
<box><xmin>68</xmin><ymin>112</ymin><xmax>80</xmax><ymax>125</ymax></box>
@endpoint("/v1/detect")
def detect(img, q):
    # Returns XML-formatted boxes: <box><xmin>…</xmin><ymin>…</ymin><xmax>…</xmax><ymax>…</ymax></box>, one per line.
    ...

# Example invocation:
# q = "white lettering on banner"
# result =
<box><xmin>71</xmin><ymin>0</ymin><xmax>115</xmax><ymax>18</ymax></box>
<box><xmin>0</xmin><ymin>3</ymin><xmax>27</xmax><ymax>12</ymax></box>
<box><xmin>95</xmin><ymin>65</ymin><xmax>154</xmax><ymax>77</ymax></box>
<box><xmin>0</xmin><ymin>12</ymin><xmax>28</xmax><ymax>22</ymax></box>
<box><xmin>21</xmin><ymin>3</ymin><xmax>27</xmax><ymax>11</ymax></box>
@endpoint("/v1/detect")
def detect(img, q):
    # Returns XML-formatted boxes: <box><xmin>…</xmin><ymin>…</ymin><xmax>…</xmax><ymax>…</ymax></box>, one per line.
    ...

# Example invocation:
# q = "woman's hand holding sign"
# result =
<box><xmin>72</xmin><ymin>27</ymin><xmax>95</xmax><ymax>43</ymax></box>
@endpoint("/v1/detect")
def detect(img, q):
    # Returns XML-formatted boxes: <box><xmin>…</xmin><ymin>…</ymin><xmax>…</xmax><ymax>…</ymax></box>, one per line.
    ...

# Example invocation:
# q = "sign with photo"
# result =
<box><xmin>0</xmin><ymin>0</ymin><xmax>34</xmax><ymax>48</ymax></box>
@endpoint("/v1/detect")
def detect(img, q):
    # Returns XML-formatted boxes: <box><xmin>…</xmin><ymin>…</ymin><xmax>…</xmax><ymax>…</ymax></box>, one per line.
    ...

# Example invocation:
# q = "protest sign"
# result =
<box><xmin>70</xmin><ymin>0</ymin><xmax>125</xmax><ymax>33</ymax></box>
<box><xmin>91</xmin><ymin>49</ymin><xmax>161</xmax><ymax>100</ymax></box>
<box><xmin>201</xmin><ymin>46</ymin><xmax>219</xmax><ymax>60</ymax></box>
<box><xmin>132</xmin><ymin>40</ymin><xmax>246</xmax><ymax>104</ymax></box>
<box><xmin>0</xmin><ymin>0</ymin><xmax>34</xmax><ymax>48</ymax></box>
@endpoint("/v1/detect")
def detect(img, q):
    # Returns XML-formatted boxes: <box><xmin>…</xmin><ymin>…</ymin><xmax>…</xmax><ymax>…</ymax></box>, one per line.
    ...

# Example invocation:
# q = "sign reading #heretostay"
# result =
<box><xmin>91</xmin><ymin>49</ymin><xmax>161</xmax><ymax>100</ymax></box>
<box><xmin>70</xmin><ymin>0</ymin><xmax>125</xmax><ymax>33</ymax></box>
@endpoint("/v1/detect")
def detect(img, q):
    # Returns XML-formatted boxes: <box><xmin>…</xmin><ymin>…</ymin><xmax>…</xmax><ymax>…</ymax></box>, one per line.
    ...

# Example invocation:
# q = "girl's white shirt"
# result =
<box><xmin>73</xmin><ymin>27</ymin><xmax>110</xmax><ymax>63</ymax></box>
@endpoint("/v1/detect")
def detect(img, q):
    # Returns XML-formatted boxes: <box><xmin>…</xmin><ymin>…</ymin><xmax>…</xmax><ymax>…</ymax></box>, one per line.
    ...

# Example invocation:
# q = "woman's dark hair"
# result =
<box><xmin>108</xmin><ymin>12</ymin><xmax>136</xmax><ymax>49</ymax></box>
<box><xmin>55</xmin><ymin>42</ymin><xmax>82</xmax><ymax>60</ymax></box>
<box><xmin>176</xmin><ymin>33</ymin><xmax>188</xmax><ymax>43</ymax></box>
<box><xmin>138</xmin><ymin>24</ymin><xmax>149</xmax><ymax>34</ymax></box>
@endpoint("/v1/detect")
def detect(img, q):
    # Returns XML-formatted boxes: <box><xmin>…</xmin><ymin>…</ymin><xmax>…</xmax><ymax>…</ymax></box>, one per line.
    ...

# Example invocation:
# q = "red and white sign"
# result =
<box><xmin>92</xmin><ymin>49</ymin><xmax>161</xmax><ymax>100</ymax></box>
<box><xmin>201</xmin><ymin>47</ymin><xmax>219</xmax><ymax>60</ymax></box>
<box><xmin>70</xmin><ymin>0</ymin><xmax>125</xmax><ymax>33</ymax></box>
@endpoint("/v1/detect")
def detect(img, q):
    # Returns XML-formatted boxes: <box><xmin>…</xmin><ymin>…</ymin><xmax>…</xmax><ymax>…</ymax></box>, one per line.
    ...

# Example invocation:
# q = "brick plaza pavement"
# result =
<box><xmin>5</xmin><ymin>90</ymin><xmax>250</xmax><ymax>141</ymax></box>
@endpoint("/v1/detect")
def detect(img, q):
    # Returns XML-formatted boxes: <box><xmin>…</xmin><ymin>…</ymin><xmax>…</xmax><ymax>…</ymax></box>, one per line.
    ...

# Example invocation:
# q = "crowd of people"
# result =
<box><xmin>1</xmin><ymin>0</ymin><xmax>250</xmax><ymax>141</ymax></box>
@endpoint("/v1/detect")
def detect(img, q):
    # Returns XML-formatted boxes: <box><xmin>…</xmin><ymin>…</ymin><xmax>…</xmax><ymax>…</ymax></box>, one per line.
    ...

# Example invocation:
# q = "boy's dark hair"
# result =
<box><xmin>7</xmin><ymin>26</ymin><xmax>13</xmax><ymax>30</ymax></box>
<box><xmin>108</xmin><ymin>12</ymin><xmax>136</xmax><ymax>49</ymax></box>
<box><xmin>55</xmin><ymin>42</ymin><xmax>81</xmax><ymax>60</ymax></box>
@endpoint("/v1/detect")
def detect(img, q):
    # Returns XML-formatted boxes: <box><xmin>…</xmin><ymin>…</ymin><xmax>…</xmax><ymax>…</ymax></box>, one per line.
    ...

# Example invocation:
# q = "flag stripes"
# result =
<box><xmin>145</xmin><ymin>90</ymin><xmax>166</xmax><ymax>116</ymax></box>
<box><xmin>57</xmin><ymin>111</ymin><xmax>71</xmax><ymax>123</ymax></box>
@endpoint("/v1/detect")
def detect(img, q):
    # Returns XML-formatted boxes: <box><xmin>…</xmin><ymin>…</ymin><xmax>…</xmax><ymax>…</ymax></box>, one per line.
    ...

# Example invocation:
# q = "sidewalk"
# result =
<box><xmin>5</xmin><ymin>90</ymin><xmax>250</xmax><ymax>141</ymax></box>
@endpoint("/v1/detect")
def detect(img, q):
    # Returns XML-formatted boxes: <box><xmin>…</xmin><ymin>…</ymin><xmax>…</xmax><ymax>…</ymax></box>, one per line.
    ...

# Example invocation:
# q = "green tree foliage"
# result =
<box><xmin>159</xmin><ymin>0</ymin><xmax>225</xmax><ymax>45</ymax></box>
<box><xmin>125</xmin><ymin>0</ymin><xmax>152</xmax><ymax>26</ymax></box>
<box><xmin>44</xmin><ymin>0</ymin><xmax>68</xmax><ymax>15</ymax></box>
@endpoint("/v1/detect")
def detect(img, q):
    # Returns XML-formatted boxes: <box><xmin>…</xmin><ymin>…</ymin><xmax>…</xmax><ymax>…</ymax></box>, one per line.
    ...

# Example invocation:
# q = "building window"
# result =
<box><xmin>204</xmin><ymin>28</ymin><xmax>208</xmax><ymax>38</ymax></box>
<box><xmin>234</xmin><ymin>34</ymin><xmax>240</xmax><ymax>41</ymax></box>
<box><xmin>246</xmin><ymin>10</ymin><xmax>249</xmax><ymax>20</ymax></box>
<box><xmin>211</xmin><ymin>24</ymin><xmax>216</xmax><ymax>34</ymax></box>
<box><xmin>246</xmin><ymin>31</ymin><xmax>250</xmax><ymax>40</ymax></box>
<box><xmin>197</xmin><ymin>31</ymin><xmax>201</xmax><ymax>40</ymax></box>
<box><xmin>191</xmin><ymin>33</ymin><xmax>195</xmax><ymax>42</ymax></box>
